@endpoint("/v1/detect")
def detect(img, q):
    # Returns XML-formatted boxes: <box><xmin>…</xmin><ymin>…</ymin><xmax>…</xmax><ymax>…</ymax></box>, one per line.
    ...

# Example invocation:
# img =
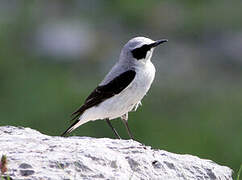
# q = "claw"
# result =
<box><xmin>132</xmin><ymin>101</ymin><xmax>142</xmax><ymax>111</ymax></box>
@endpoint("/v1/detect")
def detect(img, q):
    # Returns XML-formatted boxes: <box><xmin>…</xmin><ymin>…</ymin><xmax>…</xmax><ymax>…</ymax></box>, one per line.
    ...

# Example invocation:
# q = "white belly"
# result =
<box><xmin>80</xmin><ymin>62</ymin><xmax>155</xmax><ymax>122</ymax></box>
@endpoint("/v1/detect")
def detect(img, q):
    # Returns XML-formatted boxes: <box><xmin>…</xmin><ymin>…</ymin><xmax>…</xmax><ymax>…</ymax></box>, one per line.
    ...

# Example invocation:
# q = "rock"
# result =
<box><xmin>19</xmin><ymin>163</ymin><xmax>33</xmax><ymax>169</ymax></box>
<box><xmin>0</xmin><ymin>126</ymin><xmax>233</xmax><ymax>180</ymax></box>
<box><xmin>20</xmin><ymin>169</ymin><xmax>35</xmax><ymax>176</ymax></box>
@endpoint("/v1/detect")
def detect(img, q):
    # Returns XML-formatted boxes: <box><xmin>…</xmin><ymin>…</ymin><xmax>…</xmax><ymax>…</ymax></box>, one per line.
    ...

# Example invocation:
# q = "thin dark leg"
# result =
<box><xmin>105</xmin><ymin>119</ymin><xmax>121</xmax><ymax>139</ymax></box>
<box><xmin>121</xmin><ymin>118</ymin><xmax>134</xmax><ymax>140</ymax></box>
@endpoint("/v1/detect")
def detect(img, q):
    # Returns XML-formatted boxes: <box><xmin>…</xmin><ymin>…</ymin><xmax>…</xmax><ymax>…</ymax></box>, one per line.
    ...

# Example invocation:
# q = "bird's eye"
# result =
<box><xmin>131</xmin><ymin>45</ymin><xmax>151</xmax><ymax>60</ymax></box>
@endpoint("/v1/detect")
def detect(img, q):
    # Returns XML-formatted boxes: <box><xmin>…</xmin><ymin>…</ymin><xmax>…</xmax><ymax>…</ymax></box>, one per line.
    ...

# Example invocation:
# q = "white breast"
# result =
<box><xmin>132</xmin><ymin>61</ymin><xmax>156</xmax><ymax>100</ymax></box>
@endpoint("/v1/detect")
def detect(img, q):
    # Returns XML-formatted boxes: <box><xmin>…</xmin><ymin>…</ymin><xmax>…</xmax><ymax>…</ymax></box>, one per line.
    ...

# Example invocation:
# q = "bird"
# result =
<box><xmin>61</xmin><ymin>36</ymin><xmax>168</xmax><ymax>139</ymax></box>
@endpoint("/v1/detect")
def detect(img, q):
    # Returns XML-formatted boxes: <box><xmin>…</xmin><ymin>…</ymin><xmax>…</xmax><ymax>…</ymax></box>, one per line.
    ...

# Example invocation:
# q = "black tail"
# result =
<box><xmin>61</xmin><ymin>119</ymin><xmax>80</xmax><ymax>137</ymax></box>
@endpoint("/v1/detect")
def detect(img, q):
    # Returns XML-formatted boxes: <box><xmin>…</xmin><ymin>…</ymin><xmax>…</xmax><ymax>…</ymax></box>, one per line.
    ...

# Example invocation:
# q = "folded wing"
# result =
<box><xmin>61</xmin><ymin>70</ymin><xmax>136</xmax><ymax>136</ymax></box>
<box><xmin>71</xmin><ymin>70</ymin><xmax>136</xmax><ymax>120</ymax></box>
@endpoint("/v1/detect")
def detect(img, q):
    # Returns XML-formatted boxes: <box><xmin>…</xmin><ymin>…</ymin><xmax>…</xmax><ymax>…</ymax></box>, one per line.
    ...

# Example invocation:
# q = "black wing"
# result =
<box><xmin>71</xmin><ymin>70</ymin><xmax>136</xmax><ymax>121</ymax></box>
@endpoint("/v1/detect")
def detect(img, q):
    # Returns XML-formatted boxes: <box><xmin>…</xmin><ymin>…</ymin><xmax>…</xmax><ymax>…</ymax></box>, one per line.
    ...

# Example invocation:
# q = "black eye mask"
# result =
<box><xmin>131</xmin><ymin>44</ymin><xmax>151</xmax><ymax>60</ymax></box>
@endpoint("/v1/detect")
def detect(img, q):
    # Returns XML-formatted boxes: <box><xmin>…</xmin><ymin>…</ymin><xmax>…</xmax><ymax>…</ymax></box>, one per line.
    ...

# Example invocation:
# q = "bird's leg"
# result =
<box><xmin>121</xmin><ymin>113</ymin><xmax>134</xmax><ymax>139</ymax></box>
<box><xmin>105</xmin><ymin>119</ymin><xmax>121</xmax><ymax>139</ymax></box>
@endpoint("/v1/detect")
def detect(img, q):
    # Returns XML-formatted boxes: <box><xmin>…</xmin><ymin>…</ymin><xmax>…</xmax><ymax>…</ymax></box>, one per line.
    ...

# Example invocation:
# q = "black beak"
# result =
<box><xmin>150</xmin><ymin>39</ymin><xmax>168</xmax><ymax>48</ymax></box>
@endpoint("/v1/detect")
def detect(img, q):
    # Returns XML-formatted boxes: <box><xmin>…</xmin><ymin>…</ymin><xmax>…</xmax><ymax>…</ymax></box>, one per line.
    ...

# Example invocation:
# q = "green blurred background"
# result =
<box><xmin>0</xmin><ymin>0</ymin><xmax>241</xmax><ymax>175</ymax></box>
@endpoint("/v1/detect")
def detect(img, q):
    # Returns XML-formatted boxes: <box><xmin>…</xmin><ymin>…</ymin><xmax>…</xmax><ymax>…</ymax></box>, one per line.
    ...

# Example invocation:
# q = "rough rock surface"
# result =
<box><xmin>0</xmin><ymin>126</ymin><xmax>232</xmax><ymax>180</ymax></box>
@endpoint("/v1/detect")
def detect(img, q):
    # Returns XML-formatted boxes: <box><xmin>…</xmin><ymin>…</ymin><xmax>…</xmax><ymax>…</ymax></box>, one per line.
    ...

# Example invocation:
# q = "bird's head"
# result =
<box><xmin>120</xmin><ymin>37</ymin><xmax>168</xmax><ymax>65</ymax></box>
